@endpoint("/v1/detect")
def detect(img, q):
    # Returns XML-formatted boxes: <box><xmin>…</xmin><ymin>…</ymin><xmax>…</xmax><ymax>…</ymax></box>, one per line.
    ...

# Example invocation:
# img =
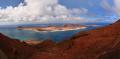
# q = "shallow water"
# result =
<box><xmin>0</xmin><ymin>26</ymin><xmax>96</xmax><ymax>42</ymax></box>
<box><xmin>0</xmin><ymin>28</ymin><xmax>81</xmax><ymax>42</ymax></box>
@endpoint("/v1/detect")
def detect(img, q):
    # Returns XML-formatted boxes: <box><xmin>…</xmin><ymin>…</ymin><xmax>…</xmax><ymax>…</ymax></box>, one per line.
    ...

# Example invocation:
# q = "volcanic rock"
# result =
<box><xmin>30</xmin><ymin>20</ymin><xmax>120</xmax><ymax>59</ymax></box>
<box><xmin>0</xmin><ymin>19</ymin><xmax>120</xmax><ymax>59</ymax></box>
<box><xmin>0</xmin><ymin>34</ymin><xmax>38</xmax><ymax>59</ymax></box>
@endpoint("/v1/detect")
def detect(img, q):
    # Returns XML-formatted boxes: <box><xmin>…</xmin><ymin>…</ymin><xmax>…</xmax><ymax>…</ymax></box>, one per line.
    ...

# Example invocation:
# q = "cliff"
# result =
<box><xmin>0</xmin><ymin>19</ymin><xmax>120</xmax><ymax>59</ymax></box>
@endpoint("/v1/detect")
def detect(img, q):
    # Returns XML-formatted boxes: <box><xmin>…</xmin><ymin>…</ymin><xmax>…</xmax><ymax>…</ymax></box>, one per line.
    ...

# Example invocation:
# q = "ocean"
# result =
<box><xmin>0</xmin><ymin>26</ymin><xmax>97</xmax><ymax>42</ymax></box>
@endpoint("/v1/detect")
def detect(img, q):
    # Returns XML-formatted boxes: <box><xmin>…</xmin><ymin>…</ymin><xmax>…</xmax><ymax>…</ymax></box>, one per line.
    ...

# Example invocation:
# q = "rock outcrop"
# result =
<box><xmin>0</xmin><ymin>19</ymin><xmax>120</xmax><ymax>59</ymax></box>
<box><xmin>0</xmin><ymin>34</ymin><xmax>38</xmax><ymax>59</ymax></box>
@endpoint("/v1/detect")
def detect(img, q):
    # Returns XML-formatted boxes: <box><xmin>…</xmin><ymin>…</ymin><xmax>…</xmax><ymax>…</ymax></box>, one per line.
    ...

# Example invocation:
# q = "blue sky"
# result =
<box><xmin>0</xmin><ymin>0</ymin><xmax>115</xmax><ymax>18</ymax></box>
<box><xmin>0</xmin><ymin>0</ymin><xmax>118</xmax><ymax>23</ymax></box>
<box><xmin>0</xmin><ymin>0</ymin><xmax>24</xmax><ymax>7</ymax></box>
<box><xmin>60</xmin><ymin>0</ymin><xmax>114</xmax><ymax>17</ymax></box>
<box><xmin>0</xmin><ymin>0</ymin><xmax>114</xmax><ymax>17</ymax></box>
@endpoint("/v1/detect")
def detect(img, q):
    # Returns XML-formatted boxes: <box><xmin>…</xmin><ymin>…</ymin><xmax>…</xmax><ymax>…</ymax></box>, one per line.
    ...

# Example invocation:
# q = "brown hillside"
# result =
<box><xmin>0</xmin><ymin>19</ymin><xmax>120</xmax><ymax>59</ymax></box>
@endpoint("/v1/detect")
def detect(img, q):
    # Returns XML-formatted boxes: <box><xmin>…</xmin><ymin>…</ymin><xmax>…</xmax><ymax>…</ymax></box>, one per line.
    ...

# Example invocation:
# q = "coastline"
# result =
<box><xmin>17</xmin><ymin>27</ymin><xmax>87</xmax><ymax>32</ymax></box>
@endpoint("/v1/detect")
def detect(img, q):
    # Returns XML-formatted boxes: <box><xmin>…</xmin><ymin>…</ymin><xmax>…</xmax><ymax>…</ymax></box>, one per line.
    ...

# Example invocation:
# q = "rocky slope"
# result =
<box><xmin>0</xmin><ymin>34</ymin><xmax>38</xmax><ymax>59</ymax></box>
<box><xmin>0</xmin><ymin>49</ymin><xmax>8</xmax><ymax>59</ymax></box>
<box><xmin>0</xmin><ymin>20</ymin><xmax>120</xmax><ymax>59</ymax></box>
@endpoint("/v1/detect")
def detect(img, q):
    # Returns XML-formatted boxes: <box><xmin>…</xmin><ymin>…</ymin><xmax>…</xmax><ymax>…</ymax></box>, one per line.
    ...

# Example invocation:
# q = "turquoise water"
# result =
<box><xmin>0</xmin><ymin>28</ymin><xmax>83</xmax><ymax>42</ymax></box>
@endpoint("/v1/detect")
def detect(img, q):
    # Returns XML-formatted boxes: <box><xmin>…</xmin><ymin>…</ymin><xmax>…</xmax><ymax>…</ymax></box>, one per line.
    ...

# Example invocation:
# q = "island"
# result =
<box><xmin>17</xmin><ymin>24</ymin><xmax>87</xmax><ymax>32</ymax></box>
<box><xmin>0</xmin><ymin>19</ymin><xmax>120</xmax><ymax>59</ymax></box>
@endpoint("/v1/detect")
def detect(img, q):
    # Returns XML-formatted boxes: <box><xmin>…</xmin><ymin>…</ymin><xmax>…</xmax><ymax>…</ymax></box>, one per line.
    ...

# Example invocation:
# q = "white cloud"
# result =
<box><xmin>114</xmin><ymin>0</ymin><xmax>120</xmax><ymax>16</ymax></box>
<box><xmin>0</xmin><ymin>0</ymin><xmax>88</xmax><ymax>23</ymax></box>
<box><xmin>101</xmin><ymin>0</ymin><xmax>112</xmax><ymax>11</ymax></box>
<box><xmin>69</xmin><ymin>8</ymin><xmax>88</xmax><ymax>17</ymax></box>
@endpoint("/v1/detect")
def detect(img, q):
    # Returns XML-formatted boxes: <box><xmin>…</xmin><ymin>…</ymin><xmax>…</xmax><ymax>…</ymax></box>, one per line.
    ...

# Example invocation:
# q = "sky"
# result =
<box><xmin>0</xmin><ymin>0</ymin><xmax>119</xmax><ymax>24</ymax></box>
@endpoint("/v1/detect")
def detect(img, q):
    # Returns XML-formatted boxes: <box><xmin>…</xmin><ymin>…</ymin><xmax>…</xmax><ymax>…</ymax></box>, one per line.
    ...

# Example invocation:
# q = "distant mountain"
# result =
<box><xmin>63</xmin><ymin>24</ymin><xmax>84</xmax><ymax>27</ymax></box>
<box><xmin>0</xmin><ymin>19</ymin><xmax>120</xmax><ymax>59</ymax></box>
